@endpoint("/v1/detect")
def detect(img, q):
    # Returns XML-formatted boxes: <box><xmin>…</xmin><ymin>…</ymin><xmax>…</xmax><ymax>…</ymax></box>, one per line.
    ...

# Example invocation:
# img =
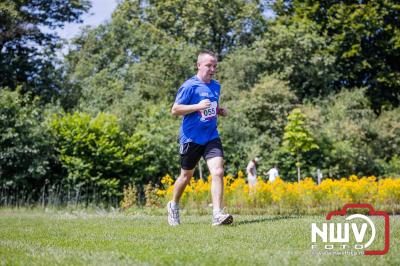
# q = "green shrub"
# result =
<box><xmin>50</xmin><ymin>112</ymin><xmax>138</xmax><ymax>202</ymax></box>
<box><xmin>0</xmin><ymin>89</ymin><xmax>54</xmax><ymax>203</ymax></box>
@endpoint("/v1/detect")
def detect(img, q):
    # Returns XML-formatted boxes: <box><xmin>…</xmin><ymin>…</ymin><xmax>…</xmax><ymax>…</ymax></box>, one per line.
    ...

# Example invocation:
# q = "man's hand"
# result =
<box><xmin>218</xmin><ymin>107</ymin><xmax>229</xmax><ymax>117</ymax></box>
<box><xmin>197</xmin><ymin>99</ymin><xmax>211</xmax><ymax>110</ymax></box>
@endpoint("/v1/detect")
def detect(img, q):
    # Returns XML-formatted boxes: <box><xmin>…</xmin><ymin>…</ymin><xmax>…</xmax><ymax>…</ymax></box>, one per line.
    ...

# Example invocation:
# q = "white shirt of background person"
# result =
<box><xmin>267</xmin><ymin>167</ymin><xmax>279</xmax><ymax>183</ymax></box>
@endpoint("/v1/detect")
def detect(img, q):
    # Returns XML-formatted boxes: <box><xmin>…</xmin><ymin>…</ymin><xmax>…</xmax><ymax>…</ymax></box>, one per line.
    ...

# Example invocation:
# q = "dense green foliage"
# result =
<box><xmin>113</xmin><ymin>0</ymin><xmax>267</xmax><ymax>57</ymax></box>
<box><xmin>0</xmin><ymin>89</ymin><xmax>56</xmax><ymax>203</ymax></box>
<box><xmin>0</xmin><ymin>0</ymin><xmax>90</xmax><ymax>103</ymax></box>
<box><xmin>50</xmin><ymin>112</ymin><xmax>135</xmax><ymax>201</ymax></box>
<box><xmin>271</xmin><ymin>0</ymin><xmax>400</xmax><ymax>110</ymax></box>
<box><xmin>1</xmin><ymin>0</ymin><xmax>399</xmax><ymax>206</ymax></box>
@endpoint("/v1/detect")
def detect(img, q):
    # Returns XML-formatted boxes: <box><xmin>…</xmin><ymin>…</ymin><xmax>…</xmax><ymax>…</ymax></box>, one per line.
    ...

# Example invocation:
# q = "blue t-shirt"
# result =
<box><xmin>174</xmin><ymin>76</ymin><xmax>221</xmax><ymax>145</ymax></box>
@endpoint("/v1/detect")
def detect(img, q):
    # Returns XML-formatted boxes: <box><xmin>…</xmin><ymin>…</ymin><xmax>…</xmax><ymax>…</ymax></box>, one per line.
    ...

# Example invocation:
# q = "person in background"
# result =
<box><xmin>266</xmin><ymin>165</ymin><xmax>279</xmax><ymax>183</ymax></box>
<box><xmin>246</xmin><ymin>157</ymin><xmax>260</xmax><ymax>188</ymax></box>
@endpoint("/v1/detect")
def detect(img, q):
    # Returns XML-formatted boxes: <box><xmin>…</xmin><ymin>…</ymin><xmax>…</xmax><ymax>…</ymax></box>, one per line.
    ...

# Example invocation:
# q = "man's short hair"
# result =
<box><xmin>197</xmin><ymin>50</ymin><xmax>217</xmax><ymax>63</ymax></box>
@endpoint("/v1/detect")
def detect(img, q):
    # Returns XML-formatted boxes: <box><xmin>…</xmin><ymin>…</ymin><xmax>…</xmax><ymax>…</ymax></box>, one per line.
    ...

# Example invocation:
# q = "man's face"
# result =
<box><xmin>197</xmin><ymin>54</ymin><xmax>217</xmax><ymax>82</ymax></box>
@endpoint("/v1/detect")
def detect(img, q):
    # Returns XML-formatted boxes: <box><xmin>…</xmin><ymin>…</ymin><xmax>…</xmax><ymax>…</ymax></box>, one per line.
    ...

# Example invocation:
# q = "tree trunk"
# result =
<box><xmin>297</xmin><ymin>166</ymin><xmax>301</xmax><ymax>183</ymax></box>
<box><xmin>198</xmin><ymin>160</ymin><xmax>203</xmax><ymax>180</ymax></box>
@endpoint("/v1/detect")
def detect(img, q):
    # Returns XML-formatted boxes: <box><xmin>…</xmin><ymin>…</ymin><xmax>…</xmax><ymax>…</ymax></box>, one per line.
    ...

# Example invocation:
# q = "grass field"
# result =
<box><xmin>0</xmin><ymin>208</ymin><xmax>398</xmax><ymax>265</ymax></box>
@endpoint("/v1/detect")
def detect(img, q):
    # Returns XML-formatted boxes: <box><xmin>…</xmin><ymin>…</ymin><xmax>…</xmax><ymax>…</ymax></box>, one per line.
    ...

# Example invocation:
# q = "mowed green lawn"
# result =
<box><xmin>0</xmin><ymin>209</ymin><xmax>398</xmax><ymax>265</ymax></box>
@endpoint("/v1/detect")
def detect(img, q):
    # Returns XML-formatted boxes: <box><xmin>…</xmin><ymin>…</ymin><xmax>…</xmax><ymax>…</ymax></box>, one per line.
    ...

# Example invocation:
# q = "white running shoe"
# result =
<box><xmin>212</xmin><ymin>210</ymin><xmax>233</xmax><ymax>226</ymax></box>
<box><xmin>167</xmin><ymin>201</ymin><xmax>180</xmax><ymax>226</ymax></box>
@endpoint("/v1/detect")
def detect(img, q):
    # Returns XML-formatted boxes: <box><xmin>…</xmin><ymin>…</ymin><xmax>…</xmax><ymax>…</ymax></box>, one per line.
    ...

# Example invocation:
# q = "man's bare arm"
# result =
<box><xmin>171</xmin><ymin>99</ymin><xmax>211</xmax><ymax>116</ymax></box>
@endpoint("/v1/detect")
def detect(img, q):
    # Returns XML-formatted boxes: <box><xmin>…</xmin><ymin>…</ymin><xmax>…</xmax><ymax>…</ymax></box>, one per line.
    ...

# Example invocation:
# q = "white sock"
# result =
<box><xmin>170</xmin><ymin>201</ymin><xmax>179</xmax><ymax>209</ymax></box>
<box><xmin>213</xmin><ymin>208</ymin><xmax>221</xmax><ymax>215</ymax></box>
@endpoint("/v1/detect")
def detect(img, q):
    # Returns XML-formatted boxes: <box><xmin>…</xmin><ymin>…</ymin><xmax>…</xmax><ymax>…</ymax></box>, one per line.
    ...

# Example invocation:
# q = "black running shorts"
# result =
<box><xmin>179</xmin><ymin>138</ymin><xmax>224</xmax><ymax>170</ymax></box>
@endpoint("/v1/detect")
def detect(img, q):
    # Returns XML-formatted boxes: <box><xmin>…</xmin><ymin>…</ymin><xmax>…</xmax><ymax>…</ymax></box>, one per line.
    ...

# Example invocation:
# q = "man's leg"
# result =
<box><xmin>168</xmin><ymin>141</ymin><xmax>203</xmax><ymax>226</ymax></box>
<box><xmin>206</xmin><ymin>156</ymin><xmax>224</xmax><ymax>211</ymax></box>
<box><xmin>173</xmin><ymin>168</ymin><xmax>195</xmax><ymax>203</ymax></box>
<box><xmin>168</xmin><ymin>168</ymin><xmax>195</xmax><ymax>226</ymax></box>
<box><xmin>206</xmin><ymin>156</ymin><xmax>233</xmax><ymax>226</ymax></box>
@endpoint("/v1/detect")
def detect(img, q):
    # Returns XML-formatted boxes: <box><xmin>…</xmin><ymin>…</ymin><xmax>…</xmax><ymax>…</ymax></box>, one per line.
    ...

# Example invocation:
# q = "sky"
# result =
<box><xmin>54</xmin><ymin>0</ymin><xmax>118</xmax><ymax>40</ymax></box>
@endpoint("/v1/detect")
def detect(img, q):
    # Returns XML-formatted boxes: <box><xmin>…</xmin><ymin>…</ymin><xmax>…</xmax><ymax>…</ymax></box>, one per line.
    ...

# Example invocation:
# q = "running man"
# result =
<box><xmin>167</xmin><ymin>50</ymin><xmax>233</xmax><ymax>226</ymax></box>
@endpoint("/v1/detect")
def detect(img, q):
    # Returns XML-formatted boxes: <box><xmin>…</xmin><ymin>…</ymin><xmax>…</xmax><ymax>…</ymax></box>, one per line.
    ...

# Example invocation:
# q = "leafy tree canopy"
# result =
<box><xmin>0</xmin><ymin>0</ymin><xmax>91</xmax><ymax>103</ymax></box>
<box><xmin>270</xmin><ymin>0</ymin><xmax>400</xmax><ymax>110</ymax></box>
<box><xmin>116</xmin><ymin>0</ymin><xmax>267</xmax><ymax>57</ymax></box>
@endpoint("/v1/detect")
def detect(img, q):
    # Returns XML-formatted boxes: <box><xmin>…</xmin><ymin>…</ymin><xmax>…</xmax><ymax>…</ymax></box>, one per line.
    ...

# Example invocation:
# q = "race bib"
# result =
<box><xmin>200</xmin><ymin>101</ymin><xmax>218</xmax><ymax>121</ymax></box>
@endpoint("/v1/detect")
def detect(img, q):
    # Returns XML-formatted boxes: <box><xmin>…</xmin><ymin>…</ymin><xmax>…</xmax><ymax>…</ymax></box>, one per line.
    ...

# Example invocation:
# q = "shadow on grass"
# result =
<box><xmin>233</xmin><ymin>215</ymin><xmax>302</xmax><ymax>226</ymax></box>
